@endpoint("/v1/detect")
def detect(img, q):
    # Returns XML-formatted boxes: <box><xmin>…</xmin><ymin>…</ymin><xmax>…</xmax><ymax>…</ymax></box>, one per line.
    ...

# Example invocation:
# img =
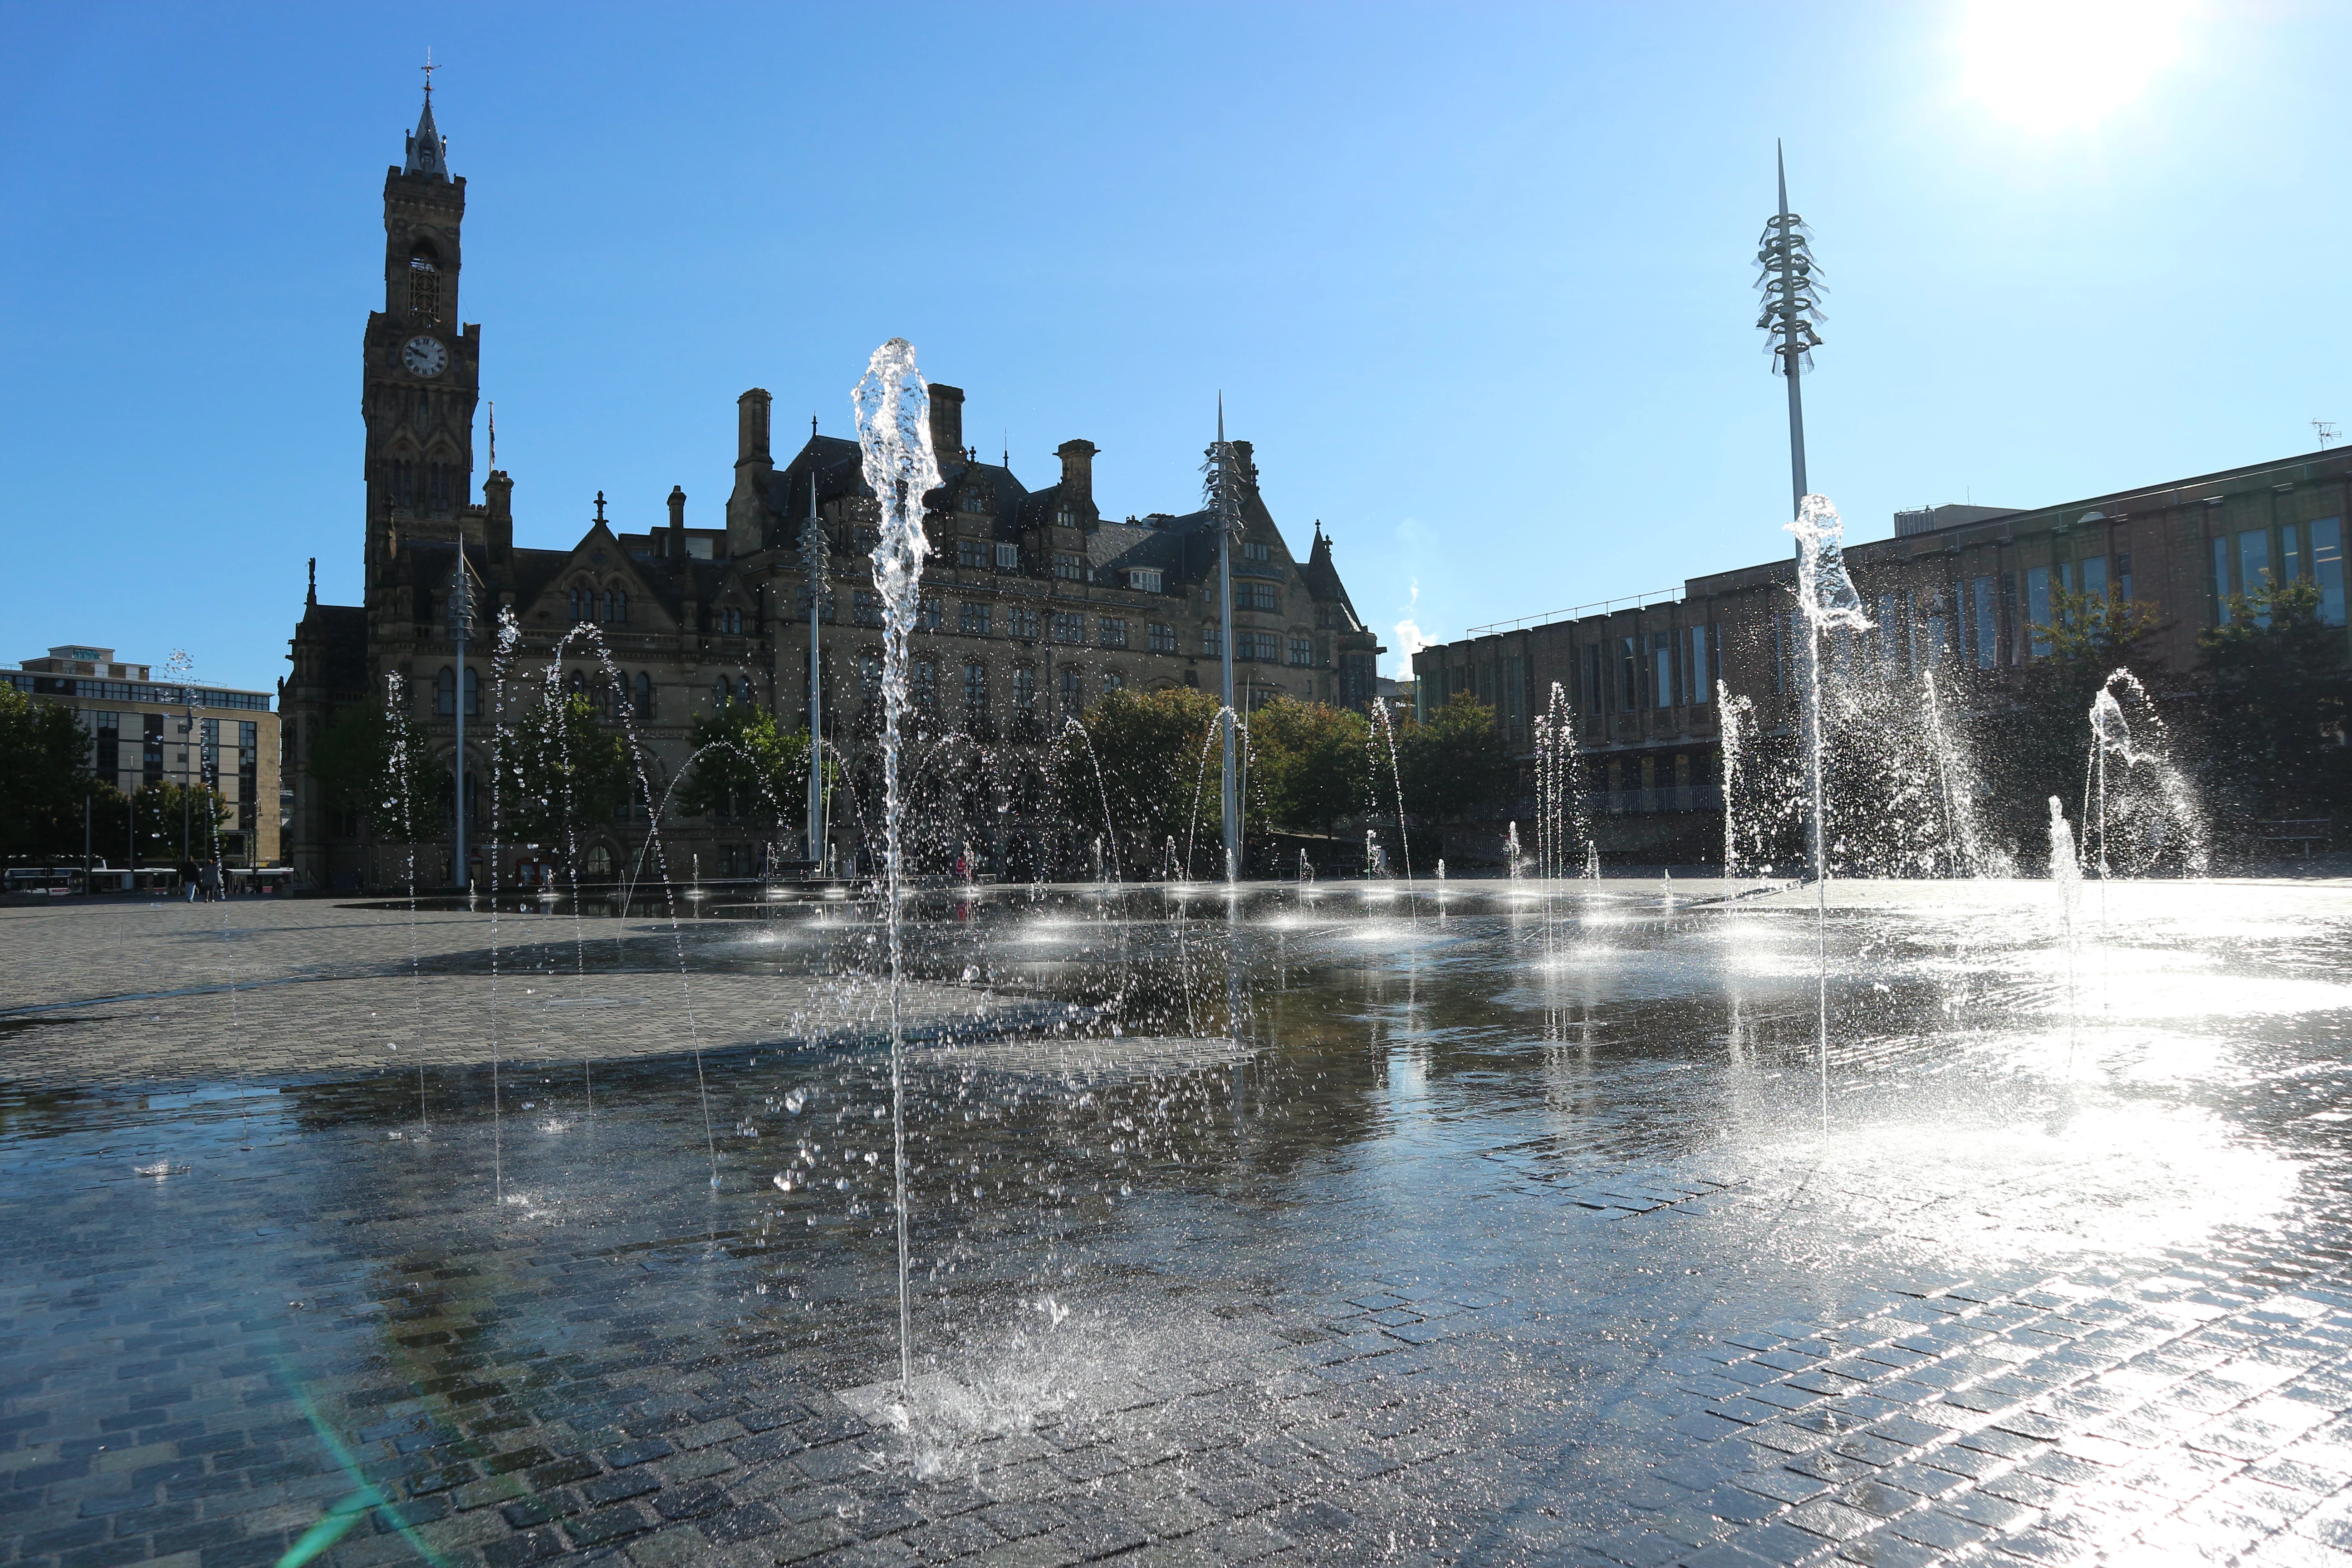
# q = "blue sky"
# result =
<box><xmin>3</xmin><ymin>1</ymin><xmax>2342</xmax><ymax>691</ymax></box>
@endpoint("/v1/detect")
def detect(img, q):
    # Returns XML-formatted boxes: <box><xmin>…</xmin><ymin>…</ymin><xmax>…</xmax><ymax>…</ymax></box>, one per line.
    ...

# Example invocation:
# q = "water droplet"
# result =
<box><xmin>784</xmin><ymin>1089</ymin><xmax>806</xmax><ymax>1114</ymax></box>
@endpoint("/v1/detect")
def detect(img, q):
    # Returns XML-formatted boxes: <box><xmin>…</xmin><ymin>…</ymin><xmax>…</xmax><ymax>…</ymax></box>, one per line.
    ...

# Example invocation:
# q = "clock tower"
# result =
<box><xmin>363</xmin><ymin>76</ymin><xmax>479</xmax><ymax>595</ymax></box>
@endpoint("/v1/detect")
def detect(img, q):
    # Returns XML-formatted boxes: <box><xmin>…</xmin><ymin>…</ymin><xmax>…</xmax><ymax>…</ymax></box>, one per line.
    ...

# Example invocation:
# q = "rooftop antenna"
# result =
<box><xmin>2316</xmin><ymin>419</ymin><xmax>2339</xmax><ymax>451</ymax></box>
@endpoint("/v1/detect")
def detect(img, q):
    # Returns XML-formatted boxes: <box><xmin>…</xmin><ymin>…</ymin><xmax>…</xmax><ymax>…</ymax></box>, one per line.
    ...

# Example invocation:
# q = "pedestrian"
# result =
<box><xmin>179</xmin><ymin>857</ymin><xmax>198</xmax><ymax>902</ymax></box>
<box><xmin>199</xmin><ymin>860</ymin><xmax>220</xmax><ymax>902</ymax></box>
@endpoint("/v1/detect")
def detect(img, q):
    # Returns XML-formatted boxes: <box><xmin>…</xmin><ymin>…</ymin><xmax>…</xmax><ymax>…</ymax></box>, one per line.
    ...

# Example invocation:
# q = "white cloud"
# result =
<box><xmin>1390</xmin><ymin>578</ymin><xmax>1435</xmax><ymax>677</ymax></box>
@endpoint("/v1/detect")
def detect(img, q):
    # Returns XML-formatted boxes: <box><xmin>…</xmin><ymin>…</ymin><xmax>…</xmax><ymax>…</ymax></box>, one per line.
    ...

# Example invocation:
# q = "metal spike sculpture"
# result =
<box><xmin>1757</xmin><ymin>143</ymin><xmax>1831</xmax><ymax>874</ymax></box>
<box><xmin>1755</xmin><ymin>142</ymin><xmax>1826</xmax><ymax>524</ymax></box>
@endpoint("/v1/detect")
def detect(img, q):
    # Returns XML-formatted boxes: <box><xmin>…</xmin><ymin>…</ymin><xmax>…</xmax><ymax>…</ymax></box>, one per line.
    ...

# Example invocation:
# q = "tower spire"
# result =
<box><xmin>403</xmin><ymin>56</ymin><xmax>450</xmax><ymax>180</ymax></box>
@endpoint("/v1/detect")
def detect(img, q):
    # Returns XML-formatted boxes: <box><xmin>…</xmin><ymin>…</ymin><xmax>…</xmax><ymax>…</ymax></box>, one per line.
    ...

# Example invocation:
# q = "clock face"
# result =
<box><xmin>402</xmin><ymin>336</ymin><xmax>448</xmax><ymax>378</ymax></box>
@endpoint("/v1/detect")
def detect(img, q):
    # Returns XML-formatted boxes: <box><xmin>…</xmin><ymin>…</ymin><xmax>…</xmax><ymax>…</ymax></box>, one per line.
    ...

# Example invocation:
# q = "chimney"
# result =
<box><xmin>484</xmin><ymin>470</ymin><xmax>514</xmax><ymax>560</ymax></box>
<box><xmin>728</xmin><ymin>389</ymin><xmax>776</xmax><ymax>558</ymax></box>
<box><xmin>1056</xmin><ymin>439</ymin><xmax>1097</xmax><ymax>510</ymax></box>
<box><xmin>928</xmin><ymin>385</ymin><xmax>965</xmax><ymax>466</ymax></box>
<box><xmin>1230</xmin><ymin>440</ymin><xmax>1257</xmax><ymax>487</ymax></box>
<box><xmin>667</xmin><ymin>485</ymin><xmax>686</xmax><ymax>557</ymax></box>
<box><xmin>737</xmin><ymin>389</ymin><xmax>772</xmax><ymax>468</ymax></box>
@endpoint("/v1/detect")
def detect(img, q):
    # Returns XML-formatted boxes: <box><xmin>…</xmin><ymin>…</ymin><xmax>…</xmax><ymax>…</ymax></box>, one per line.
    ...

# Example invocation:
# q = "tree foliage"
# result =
<box><xmin>496</xmin><ymin>691</ymin><xmax>634</xmax><ymax>853</ymax></box>
<box><xmin>1059</xmin><ymin>687</ymin><xmax>1224</xmax><ymax>872</ymax></box>
<box><xmin>2197</xmin><ymin>577</ymin><xmax>2351</xmax><ymax>817</ymax></box>
<box><xmin>1395</xmin><ymin>695</ymin><xmax>1516</xmax><ymax>823</ymax></box>
<box><xmin>308</xmin><ymin>699</ymin><xmax>451</xmax><ymax>845</ymax></box>
<box><xmin>0</xmin><ymin>685</ymin><xmax>93</xmax><ymax>862</ymax></box>
<box><xmin>1248</xmin><ymin>696</ymin><xmax>1370</xmax><ymax>837</ymax></box>
<box><xmin>674</xmin><ymin>701</ymin><xmax>810</xmax><ymax>826</ymax></box>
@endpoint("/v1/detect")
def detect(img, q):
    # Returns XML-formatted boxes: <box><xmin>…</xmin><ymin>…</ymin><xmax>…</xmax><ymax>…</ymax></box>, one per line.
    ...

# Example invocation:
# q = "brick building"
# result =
<box><xmin>1414</xmin><ymin>448</ymin><xmax>2351</xmax><ymax>858</ymax></box>
<box><xmin>282</xmin><ymin>88</ymin><xmax>1381</xmax><ymax>888</ymax></box>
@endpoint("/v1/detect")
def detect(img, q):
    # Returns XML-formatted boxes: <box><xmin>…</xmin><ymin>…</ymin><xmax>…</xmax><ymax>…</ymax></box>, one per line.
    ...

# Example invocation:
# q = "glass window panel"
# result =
<box><xmin>2213</xmin><ymin>535</ymin><xmax>2233</xmax><ymax>624</ymax></box>
<box><xmin>1653</xmin><ymin>632</ymin><xmax>1674</xmax><ymax>709</ymax></box>
<box><xmin>1970</xmin><ymin>578</ymin><xmax>1995</xmax><ymax>669</ymax></box>
<box><xmin>2284</xmin><ymin>523</ymin><xmax>2303</xmax><ymax>582</ymax></box>
<box><xmin>2240</xmin><ymin>529</ymin><xmax>2273</xmax><ymax>590</ymax></box>
<box><xmin>2079</xmin><ymin>556</ymin><xmax>2107</xmax><ymax>602</ymax></box>
<box><xmin>2314</xmin><ymin>518</ymin><xmax>2346</xmax><ymax>627</ymax></box>
<box><xmin>2025</xmin><ymin>566</ymin><xmax>2051</xmax><ymax>657</ymax></box>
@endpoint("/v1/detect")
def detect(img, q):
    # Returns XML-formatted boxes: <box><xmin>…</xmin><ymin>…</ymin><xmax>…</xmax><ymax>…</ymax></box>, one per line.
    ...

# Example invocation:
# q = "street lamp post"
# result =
<box><xmin>1206</xmin><ymin>398</ymin><xmax>1244</xmax><ymax>882</ymax></box>
<box><xmin>800</xmin><ymin>472</ymin><xmax>829</xmax><ymax>870</ymax></box>
<box><xmin>446</xmin><ymin>551</ymin><xmax>478</xmax><ymax>890</ymax></box>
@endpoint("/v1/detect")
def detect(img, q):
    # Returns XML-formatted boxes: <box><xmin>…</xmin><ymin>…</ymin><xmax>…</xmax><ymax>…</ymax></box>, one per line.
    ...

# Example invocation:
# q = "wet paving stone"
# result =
<box><xmin>18</xmin><ymin>885</ymin><xmax>2352</xmax><ymax>1564</ymax></box>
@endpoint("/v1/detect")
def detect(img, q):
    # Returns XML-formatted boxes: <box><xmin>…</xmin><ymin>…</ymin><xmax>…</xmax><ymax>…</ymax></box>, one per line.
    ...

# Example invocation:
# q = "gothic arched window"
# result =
<box><xmin>635</xmin><ymin>671</ymin><xmax>652</xmax><ymax>717</ymax></box>
<box><xmin>409</xmin><ymin>243</ymin><xmax>441</xmax><ymax>323</ymax></box>
<box><xmin>610</xmin><ymin>589</ymin><xmax>628</xmax><ymax>625</ymax></box>
<box><xmin>463</xmin><ymin>666</ymin><xmax>480</xmax><ymax>717</ymax></box>
<box><xmin>715</xmin><ymin>675</ymin><xmax>732</xmax><ymax>704</ymax></box>
<box><xmin>435</xmin><ymin>666</ymin><xmax>456</xmax><ymax>716</ymax></box>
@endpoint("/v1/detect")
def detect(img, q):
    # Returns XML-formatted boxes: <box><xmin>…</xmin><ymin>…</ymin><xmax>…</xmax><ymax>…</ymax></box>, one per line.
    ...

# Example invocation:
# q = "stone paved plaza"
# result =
<box><xmin>8</xmin><ymin>882</ymin><xmax>2352</xmax><ymax>1567</ymax></box>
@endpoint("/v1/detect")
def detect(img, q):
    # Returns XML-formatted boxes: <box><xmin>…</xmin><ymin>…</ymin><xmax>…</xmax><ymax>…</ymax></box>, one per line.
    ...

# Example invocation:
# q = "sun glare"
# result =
<box><xmin>1957</xmin><ymin>0</ymin><xmax>2190</xmax><ymax>131</ymax></box>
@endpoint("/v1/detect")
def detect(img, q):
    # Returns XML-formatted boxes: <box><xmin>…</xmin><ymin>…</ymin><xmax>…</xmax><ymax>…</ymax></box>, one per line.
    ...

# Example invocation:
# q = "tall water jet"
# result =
<box><xmin>1784</xmin><ymin>494</ymin><xmax>1869</xmax><ymax>1133</ymax></box>
<box><xmin>2087</xmin><ymin>670</ymin><xmax>2207</xmax><ymax>877</ymax></box>
<box><xmin>853</xmin><ymin>338</ymin><xmax>941</xmax><ymax>1392</ymax></box>
<box><xmin>1719</xmin><ymin>681</ymin><xmax>1751</xmax><ymax>888</ymax></box>
<box><xmin>1368</xmin><ymin>697</ymin><xmax>1414</xmax><ymax>889</ymax></box>
<box><xmin>2048</xmin><ymin>795</ymin><xmax>2082</xmax><ymax>1067</ymax></box>
<box><xmin>1531</xmin><ymin>682</ymin><xmax>1588</xmax><ymax>878</ymax></box>
<box><xmin>1920</xmin><ymin>669</ymin><xmax>1988</xmax><ymax>878</ymax></box>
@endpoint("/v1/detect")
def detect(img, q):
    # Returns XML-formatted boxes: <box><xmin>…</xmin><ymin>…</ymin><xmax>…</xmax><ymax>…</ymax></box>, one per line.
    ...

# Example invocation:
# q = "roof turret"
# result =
<box><xmin>403</xmin><ymin>67</ymin><xmax>450</xmax><ymax>180</ymax></box>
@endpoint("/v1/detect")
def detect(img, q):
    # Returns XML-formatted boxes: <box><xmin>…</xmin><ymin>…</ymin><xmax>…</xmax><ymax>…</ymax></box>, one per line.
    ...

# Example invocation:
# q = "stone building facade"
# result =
<box><xmin>282</xmin><ymin>90</ymin><xmax>1381</xmax><ymax>887</ymax></box>
<box><xmin>1415</xmin><ymin>447</ymin><xmax>2352</xmax><ymax>858</ymax></box>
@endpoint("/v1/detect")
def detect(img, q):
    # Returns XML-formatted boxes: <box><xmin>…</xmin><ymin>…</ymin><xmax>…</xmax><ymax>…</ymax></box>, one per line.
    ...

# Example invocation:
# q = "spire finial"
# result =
<box><xmin>306</xmin><ymin>557</ymin><xmax>317</xmax><ymax>607</ymax></box>
<box><xmin>486</xmin><ymin>400</ymin><xmax>495</xmax><ymax>468</ymax></box>
<box><xmin>404</xmin><ymin>54</ymin><xmax>449</xmax><ymax>178</ymax></box>
<box><xmin>594</xmin><ymin>490</ymin><xmax>606</xmax><ymax>523</ymax></box>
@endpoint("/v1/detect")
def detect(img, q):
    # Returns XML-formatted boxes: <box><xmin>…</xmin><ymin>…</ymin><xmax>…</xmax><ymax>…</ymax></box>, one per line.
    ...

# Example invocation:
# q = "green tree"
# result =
<box><xmin>1247</xmin><ymin>696</ymin><xmax>1370</xmax><ymax>837</ymax></box>
<box><xmin>1396</xmin><ymin>694</ymin><xmax>1515</xmax><ymax>822</ymax></box>
<box><xmin>308</xmin><ymin>699</ymin><xmax>451</xmax><ymax>844</ymax></box>
<box><xmin>1060</xmin><ymin>687</ymin><xmax>1224</xmax><ymax>873</ymax></box>
<box><xmin>496</xmin><ymin>691</ymin><xmax>633</xmax><ymax>854</ymax></box>
<box><xmin>128</xmin><ymin>781</ymin><xmax>232</xmax><ymax>863</ymax></box>
<box><xmin>0</xmin><ymin>685</ymin><xmax>93</xmax><ymax>862</ymax></box>
<box><xmin>674</xmin><ymin>700</ymin><xmax>809</xmax><ymax>827</ymax></box>
<box><xmin>2198</xmin><ymin>576</ymin><xmax>2351</xmax><ymax>818</ymax></box>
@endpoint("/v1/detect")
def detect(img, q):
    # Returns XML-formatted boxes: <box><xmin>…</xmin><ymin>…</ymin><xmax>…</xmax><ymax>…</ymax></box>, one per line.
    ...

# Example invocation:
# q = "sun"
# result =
<box><xmin>1955</xmin><ymin>0</ymin><xmax>2191</xmax><ymax>131</ymax></box>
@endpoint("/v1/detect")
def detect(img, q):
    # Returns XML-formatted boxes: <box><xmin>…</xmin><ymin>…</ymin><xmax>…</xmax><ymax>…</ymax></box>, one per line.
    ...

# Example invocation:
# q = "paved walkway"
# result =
<box><xmin>5</xmin><ymin>884</ymin><xmax>2352</xmax><ymax>1567</ymax></box>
